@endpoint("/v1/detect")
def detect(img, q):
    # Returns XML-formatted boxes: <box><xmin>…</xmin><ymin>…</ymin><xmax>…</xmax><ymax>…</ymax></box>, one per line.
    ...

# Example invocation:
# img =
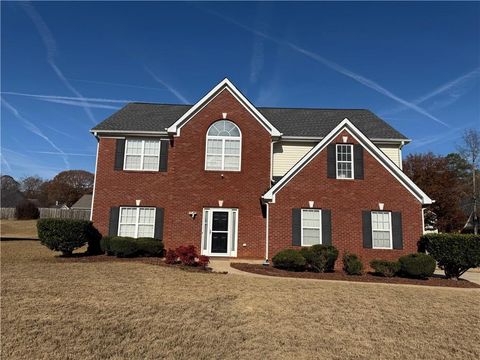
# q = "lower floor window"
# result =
<box><xmin>118</xmin><ymin>207</ymin><xmax>155</xmax><ymax>238</ymax></box>
<box><xmin>301</xmin><ymin>209</ymin><xmax>322</xmax><ymax>246</ymax></box>
<box><xmin>371</xmin><ymin>211</ymin><xmax>392</xmax><ymax>249</ymax></box>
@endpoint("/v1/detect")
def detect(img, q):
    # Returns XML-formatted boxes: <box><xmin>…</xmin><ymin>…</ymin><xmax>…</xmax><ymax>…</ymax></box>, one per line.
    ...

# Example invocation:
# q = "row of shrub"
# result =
<box><xmin>272</xmin><ymin>245</ymin><xmax>436</xmax><ymax>279</ymax></box>
<box><xmin>100</xmin><ymin>236</ymin><xmax>164</xmax><ymax>257</ymax></box>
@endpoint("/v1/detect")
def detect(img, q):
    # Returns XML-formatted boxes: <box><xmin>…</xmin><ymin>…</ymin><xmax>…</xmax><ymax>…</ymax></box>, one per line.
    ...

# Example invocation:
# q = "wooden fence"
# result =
<box><xmin>0</xmin><ymin>208</ymin><xmax>91</xmax><ymax>220</ymax></box>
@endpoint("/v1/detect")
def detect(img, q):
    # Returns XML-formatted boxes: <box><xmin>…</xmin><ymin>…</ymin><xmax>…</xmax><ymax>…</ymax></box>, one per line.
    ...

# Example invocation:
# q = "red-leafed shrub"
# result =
<box><xmin>176</xmin><ymin>245</ymin><xmax>197</xmax><ymax>266</ymax></box>
<box><xmin>197</xmin><ymin>255</ymin><xmax>210</xmax><ymax>268</ymax></box>
<box><xmin>165</xmin><ymin>249</ymin><xmax>178</xmax><ymax>264</ymax></box>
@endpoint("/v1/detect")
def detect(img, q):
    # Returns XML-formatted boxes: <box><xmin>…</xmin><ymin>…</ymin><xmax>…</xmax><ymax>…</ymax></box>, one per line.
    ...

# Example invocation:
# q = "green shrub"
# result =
<box><xmin>108</xmin><ymin>237</ymin><xmax>138</xmax><ymax>258</ymax></box>
<box><xmin>343</xmin><ymin>253</ymin><xmax>363</xmax><ymax>275</ymax></box>
<box><xmin>300</xmin><ymin>244</ymin><xmax>339</xmax><ymax>272</ymax></box>
<box><xmin>398</xmin><ymin>253</ymin><xmax>436</xmax><ymax>279</ymax></box>
<box><xmin>272</xmin><ymin>249</ymin><xmax>306</xmax><ymax>271</ymax></box>
<box><xmin>370</xmin><ymin>259</ymin><xmax>400</xmax><ymax>277</ymax></box>
<box><xmin>86</xmin><ymin>226</ymin><xmax>102</xmax><ymax>255</ymax></box>
<box><xmin>100</xmin><ymin>236</ymin><xmax>113</xmax><ymax>255</ymax></box>
<box><xmin>420</xmin><ymin>233</ymin><xmax>480</xmax><ymax>280</ymax></box>
<box><xmin>136</xmin><ymin>238</ymin><xmax>164</xmax><ymax>257</ymax></box>
<box><xmin>37</xmin><ymin>219</ymin><xmax>94</xmax><ymax>256</ymax></box>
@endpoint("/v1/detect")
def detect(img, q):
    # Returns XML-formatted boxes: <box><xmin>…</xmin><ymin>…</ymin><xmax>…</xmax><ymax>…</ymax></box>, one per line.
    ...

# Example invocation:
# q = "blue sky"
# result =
<box><xmin>1</xmin><ymin>1</ymin><xmax>479</xmax><ymax>179</ymax></box>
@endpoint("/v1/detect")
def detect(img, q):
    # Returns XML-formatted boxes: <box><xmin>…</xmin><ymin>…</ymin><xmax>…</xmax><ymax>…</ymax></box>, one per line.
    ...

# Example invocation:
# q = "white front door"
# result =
<box><xmin>201</xmin><ymin>208</ymin><xmax>238</xmax><ymax>257</ymax></box>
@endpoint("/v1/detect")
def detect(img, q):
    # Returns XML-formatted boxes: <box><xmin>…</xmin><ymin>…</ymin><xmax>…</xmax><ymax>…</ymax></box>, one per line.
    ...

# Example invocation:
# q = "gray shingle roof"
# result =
<box><xmin>71</xmin><ymin>194</ymin><xmax>93</xmax><ymax>210</ymax></box>
<box><xmin>92</xmin><ymin>103</ymin><xmax>408</xmax><ymax>140</ymax></box>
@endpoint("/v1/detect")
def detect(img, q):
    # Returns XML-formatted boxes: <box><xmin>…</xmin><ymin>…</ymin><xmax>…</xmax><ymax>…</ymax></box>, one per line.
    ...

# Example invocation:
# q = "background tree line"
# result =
<box><xmin>1</xmin><ymin>170</ymin><xmax>94</xmax><ymax>208</ymax></box>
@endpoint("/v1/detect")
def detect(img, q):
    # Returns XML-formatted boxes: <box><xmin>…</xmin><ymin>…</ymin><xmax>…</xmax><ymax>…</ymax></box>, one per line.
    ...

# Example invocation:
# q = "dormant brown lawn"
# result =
<box><xmin>0</xmin><ymin>219</ymin><xmax>38</xmax><ymax>239</ymax></box>
<box><xmin>1</xmin><ymin>241</ymin><xmax>479</xmax><ymax>359</ymax></box>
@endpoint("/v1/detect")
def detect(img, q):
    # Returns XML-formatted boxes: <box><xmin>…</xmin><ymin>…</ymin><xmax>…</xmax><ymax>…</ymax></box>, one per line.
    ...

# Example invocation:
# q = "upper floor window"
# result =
<box><xmin>205</xmin><ymin>120</ymin><xmax>241</xmax><ymax>171</ymax></box>
<box><xmin>124</xmin><ymin>139</ymin><xmax>161</xmax><ymax>171</ymax></box>
<box><xmin>371</xmin><ymin>211</ymin><xmax>392</xmax><ymax>249</ymax></box>
<box><xmin>336</xmin><ymin>144</ymin><xmax>353</xmax><ymax>179</ymax></box>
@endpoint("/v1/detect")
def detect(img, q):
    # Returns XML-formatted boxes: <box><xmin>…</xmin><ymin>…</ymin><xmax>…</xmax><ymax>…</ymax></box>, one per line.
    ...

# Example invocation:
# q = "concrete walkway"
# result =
<box><xmin>211</xmin><ymin>259</ymin><xmax>480</xmax><ymax>285</ymax></box>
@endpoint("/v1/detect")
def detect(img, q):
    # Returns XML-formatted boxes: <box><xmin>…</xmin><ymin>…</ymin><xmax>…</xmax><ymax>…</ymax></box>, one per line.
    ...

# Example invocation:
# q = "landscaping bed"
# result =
<box><xmin>231</xmin><ymin>263</ymin><xmax>480</xmax><ymax>288</ymax></box>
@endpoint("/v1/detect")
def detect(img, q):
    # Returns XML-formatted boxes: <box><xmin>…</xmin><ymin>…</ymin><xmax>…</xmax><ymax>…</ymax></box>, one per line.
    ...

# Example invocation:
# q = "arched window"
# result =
<box><xmin>205</xmin><ymin>120</ymin><xmax>241</xmax><ymax>171</ymax></box>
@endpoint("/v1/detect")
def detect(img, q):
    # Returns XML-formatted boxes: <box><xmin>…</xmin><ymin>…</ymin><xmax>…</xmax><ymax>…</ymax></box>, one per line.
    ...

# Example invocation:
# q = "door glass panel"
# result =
<box><xmin>212</xmin><ymin>212</ymin><xmax>228</xmax><ymax>231</ymax></box>
<box><xmin>211</xmin><ymin>232</ymin><xmax>228</xmax><ymax>253</ymax></box>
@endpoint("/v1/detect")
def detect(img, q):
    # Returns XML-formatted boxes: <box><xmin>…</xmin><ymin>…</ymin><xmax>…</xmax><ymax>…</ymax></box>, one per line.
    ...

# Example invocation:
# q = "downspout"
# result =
<box><xmin>263</xmin><ymin>201</ymin><xmax>270</xmax><ymax>266</ymax></box>
<box><xmin>90</xmin><ymin>134</ymin><xmax>100</xmax><ymax>221</ymax></box>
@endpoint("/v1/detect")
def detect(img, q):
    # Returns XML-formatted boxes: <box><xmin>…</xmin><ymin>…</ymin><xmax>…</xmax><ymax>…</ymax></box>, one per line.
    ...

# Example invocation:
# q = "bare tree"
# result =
<box><xmin>458</xmin><ymin>129</ymin><xmax>480</xmax><ymax>234</ymax></box>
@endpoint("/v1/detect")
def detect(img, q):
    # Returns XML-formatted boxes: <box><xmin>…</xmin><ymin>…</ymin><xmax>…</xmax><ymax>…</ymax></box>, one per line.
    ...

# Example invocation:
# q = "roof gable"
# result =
<box><xmin>262</xmin><ymin>118</ymin><xmax>432</xmax><ymax>205</ymax></box>
<box><xmin>166</xmin><ymin>78</ymin><xmax>282</xmax><ymax>137</ymax></box>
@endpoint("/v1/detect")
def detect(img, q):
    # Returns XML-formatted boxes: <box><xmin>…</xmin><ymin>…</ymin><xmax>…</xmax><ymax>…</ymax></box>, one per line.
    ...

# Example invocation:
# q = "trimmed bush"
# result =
<box><xmin>420</xmin><ymin>233</ymin><xmax>480</xmax><ymax>280</ymax></box>
<box><xmin>272</xmin><ymin>249</ymin><xmax>306</xmax><ymax>271</ymax></box>
<box><xmin>370</xmin><ymin>259</ymin><xmax>400</xmax><ymax>277</ymax></box>
<box><xmin>398</xmin><ymin>253</ymin><xmax>436</xmax><ymax>279</ymax></box>
<box><xmin>136</xmin><ymin>238</ymin><xmax>164</xmax><ymax>257</ymax></box>
<box><xmin>300</xmin><ymin>244</ymin><xmax>339</xmax><ymax>272</ymax></box>
<box><xmin>86</xmin><ymin>226</ymin><xmax>102</xmax><ymax>255</ymax></box>
<box><xmin>343</xmin><ymin>253</ymin><xmax>363</xmax><ymax>275</ymax></box>
<box><xmin>176</xmin><ymin>245</ymin><xmax>197</xmax><ymax>266</ymax></box>
<box><xmin>15</xmin><ymin>200</ymin><xmax>40</xmax><ymax>220</ymax></box>
<box><xmin>165</xmin><ymin>249</ymin><xmax>178</xmax><ymax>264</ymax></box>
<box><xmin>108</xmin><ymin>237</ymin><xmax>138</xmax><ymax>258</ymax></box>
<box><xmin>100</xmin><ymin>236</ymin><xmax>113</xmax><ymax>255</ymax></box>
<box><xmin>37</xmin><ymin>219</ymin><xmax>93</xmax><ymax>256</ymax></box>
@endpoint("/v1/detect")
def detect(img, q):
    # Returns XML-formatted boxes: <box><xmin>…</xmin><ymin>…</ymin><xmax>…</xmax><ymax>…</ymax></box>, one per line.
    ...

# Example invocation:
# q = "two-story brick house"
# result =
<box><xmin>90</xmin><ymin>78</ymin><xmax>432</xmax><ymax>264</ymax></box>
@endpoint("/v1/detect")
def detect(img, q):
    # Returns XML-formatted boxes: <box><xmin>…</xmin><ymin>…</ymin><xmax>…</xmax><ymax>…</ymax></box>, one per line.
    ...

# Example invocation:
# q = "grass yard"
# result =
<box><xmin>2</xmin><ymin>241</ymin><xmax>479</xmax><ymax>360</ymax></box>
<box><xmin>0</xmin><ymin>219</ymin><xmax>38</xmax><ymax>239</ymax></box>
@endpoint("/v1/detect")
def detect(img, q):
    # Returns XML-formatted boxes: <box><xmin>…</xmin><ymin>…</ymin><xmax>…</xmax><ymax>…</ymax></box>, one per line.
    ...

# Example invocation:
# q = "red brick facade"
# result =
<box><xmin>92</xmin><ymin>90</ymin><xmax>425</xmax><ymax>264</ymax></box>
<box><xmin>268</xmin><ymin>130</ymin><xmax>423</xmax><ymax>267</ymax></box>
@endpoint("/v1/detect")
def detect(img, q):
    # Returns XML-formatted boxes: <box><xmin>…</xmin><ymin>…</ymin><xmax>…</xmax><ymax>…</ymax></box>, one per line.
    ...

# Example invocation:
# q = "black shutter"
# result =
<box><xmin>154</xmin><ymin>208</ymin><xmax>164</xmax><ymax>240</ymax></box>
<box><xmin>292</xmin><ymin>208</ymin><xmax>301</xmax><ymax>246</ymax></box>
<box><xmin>327</xmin><ymin>144</ymin><xmax>336</xmax><ymax>179</ymax></box>
<box><xmin>321</xmin><ymin>209</ymin><xmax>332</xmax><ymax>245</ymax></box>
<box><xmin>114</xmin><ymin>139</ymin><xmax>125</xmax><ymax>170</ymax></box>
<box><xmin>354</xmin><ymin>144</ymin><xmax>364</xmax><ymax>180</ymax></box>
<box><xmin>109</xmin><ymin>207</ymin><xmax>120</xmax><ymax>236</ymax></box>
<box><xmin>362</xmin><ymin>211</ymin><xmax>372</xmax><ymax>248</ymax></box>
<box><xmin>159</xmin><ymin>140</ymin><xmax>169</xmax><ymax>172</ymax></box>
<box><xmin>392</xmin><ymin>212</ymin><xmax>403</xmax><ymax>249</ymax></box>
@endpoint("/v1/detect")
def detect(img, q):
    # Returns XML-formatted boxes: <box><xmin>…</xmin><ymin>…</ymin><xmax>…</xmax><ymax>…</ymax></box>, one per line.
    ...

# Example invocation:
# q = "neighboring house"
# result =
<box><xmin>71</xmin><ymin>194</ymin><xmax>93</xmax><ymax>211</ymax></box>
<box><xmin>90</xmin><ymin>79</ymin><xmax>432</xmax><ymax>265</ymax></box>
<box><xmin>51</xmin><ymin>201</ymin><xmax>69</xmax><ymax>210</ymax></box>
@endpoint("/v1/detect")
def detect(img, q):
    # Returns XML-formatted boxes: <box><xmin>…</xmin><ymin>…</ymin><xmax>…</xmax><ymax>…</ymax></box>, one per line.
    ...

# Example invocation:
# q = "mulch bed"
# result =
<box><xmin>231</xmin><ymin>263</ymin><xmax>480</xmax><ymax>289</ymax></box>
<box><xmin>54</xmin><ymin>253</ymin><xmax>222</xmax><ymax>273</ymax></box>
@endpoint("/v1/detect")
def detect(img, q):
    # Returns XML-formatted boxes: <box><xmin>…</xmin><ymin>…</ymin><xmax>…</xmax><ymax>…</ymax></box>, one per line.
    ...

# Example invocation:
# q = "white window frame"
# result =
<box><xmin>123</xmin><ymin>138</ymin><xmax>161</xmax><ymax>171</ymax></box>
<box><xmin>118</xmin><ymin>207</ymin><xmax>156</xmax><ymax>238</ymax></box>
<box><xmin>205</xmin><ymin>121</ymin><xmax>242</xmax><ymax>172</ymax></box>
<box><xmin>336</xmin><ymin>144</ymin><xmax>354</xmax><ymax>179</ymax></box>
<box><xmin>301</xmin><ymin>209</ymin><xmax>322</xmax><ymax>246</ymax></box>
<box><xmin>371</xmin><ymin>211</ymin><xmax>393</xmax><ymax>249</ymax></box>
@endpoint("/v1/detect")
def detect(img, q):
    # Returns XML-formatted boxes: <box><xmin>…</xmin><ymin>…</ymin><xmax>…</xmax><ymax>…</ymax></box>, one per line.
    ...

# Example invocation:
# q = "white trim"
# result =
<box><xmin>204</xmin><ymin>121</ymin><xmax>242</xmax><ymax>172</ymax></box>
<box><xmin>201</xmin><ymin>207</ymin><xmax>238</xmax><ymax>257</ymax></box>
<box><xmin>371</xmin><ymin>211</ymin><xmax>393</xmax><ymax>249</ymax></box>
<box><xmin>262</xmin><ymin>118</ymin><xmax>433</xmax><ymax>205</ymax></box>
<box><xmin>335</xmin><ymin>144</ymin><xmax>354</xmax><ymax>180</ymax></box>
<box><xmin>167</xmin><ymin>78</ymin><xmax>282</xmax><ymax>137</ymax></box>
<box><xmin>91</xmin><ymin>129</ymin><xmax>169</xmax><ymax>135</ymax></box>
<box><xmin>265</xmin><ymin>202</ymin><xmax>269</xmax><ymax>261</ymax></box>
<box><xmin>300</xmin><ymin>209</ymin><xmax>322</xmax><ymax>246</ymax></box>
<box><xmin>89</xmin><ymin>140</ymin><xmax>100</xmax><ymax>221</ymax></box>
<box><xmin>117</xmin><ymin>206</ymin><xmax>156</xmax><ymax>238</ymax></box>
<box><xmin>281</xmin><ymin>135</ymin><xmax>411</xmax><ymax>144</ymax></box>
<box><xmin>123</xmin><ymin>138</ymin><xmax>161</xmax><ymax>171</ymax></box>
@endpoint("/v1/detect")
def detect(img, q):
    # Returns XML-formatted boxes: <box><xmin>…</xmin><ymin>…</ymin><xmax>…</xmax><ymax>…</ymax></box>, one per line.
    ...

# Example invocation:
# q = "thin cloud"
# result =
<box><xmin>408</xmin><ymin>121</ymin><xmax>478</xmax><ymax>150</ymax></box>
<box><xmin>40</xmin><ymin>98</ymin><xmax>121</xmax><ymax>110</ymax></box>
<box><xmin>1</xmin><ymin>91</ymin><xmax>136</xmax><ymax>104</ymax></box>
<box><xmin>1</xmin><ymin>148</ymin><xmax>64</xmax><ymax>178</ymax></box>
<box><xmin>207</xmin><ymin>9</ymin><xmax>449</xmax><ymax>128</ymax></box>
<box><xmin>143</xmin><ymin>66</ymin><xmax>190</xmax><ymax>104</ymax></box>
<box><xmin>20</xmin><ymin>2</ymin><xmax>96</xmax><ymax>124</ymax></box>
<box><xmin>250</xmin><ymin>35</ymin><xmax>264</xmax><ymax>84</ymax></box>
<box><xmin>1</xmin><ymin>98</ymin><xmax>70</xmax><ymax>168</ymax></box>
<box><xmin>44</xmin><ymin>124</ymin><xmax>77</xmax><ymax>140</ymax></box>
<box><xmin>382</xmin><ymin>68</ymin><xmax>480</xmax><ymax>116</ymax></box>
<box><xmin>67</xmin><ymin>78</ymin><xmax>168</xmax><ymax>92</ymax></box>
<box><xmin>29</xmin><ymin>150</ymin><xmax>96</xmax><ymax>157</ymax></box>
<box><xmin>1</xmin><ymin>153</ymin><xmax>12</xmax><ymax>172</ymax></box>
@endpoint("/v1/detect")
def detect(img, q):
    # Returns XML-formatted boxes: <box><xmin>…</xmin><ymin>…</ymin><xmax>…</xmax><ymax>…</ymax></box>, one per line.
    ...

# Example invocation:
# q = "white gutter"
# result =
<box><xmin>264</xmin><ymin>202</ymin><xmax>270</xmax><ymax>265</ymax></box>
<box><xmin>89</xmin><ymin>139</ymin><xmax>100</xmax><ymax>221</ymax></box>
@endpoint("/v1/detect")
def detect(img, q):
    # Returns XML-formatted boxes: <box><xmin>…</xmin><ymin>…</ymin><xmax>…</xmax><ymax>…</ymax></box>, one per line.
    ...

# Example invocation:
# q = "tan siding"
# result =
<box><xmin>273</xmin><ymin>140</ymin><xmax>403</xmax><ymax>176</ymax></box>
<box><xmin>273</xmin><ymin>141</ymin><xmax>316</xmax><ymax>176</ymax></box>
<box><xmin>378</xmin><ymin>144</ymin><xmax>402</xmax><ymax>168</ymax></box>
